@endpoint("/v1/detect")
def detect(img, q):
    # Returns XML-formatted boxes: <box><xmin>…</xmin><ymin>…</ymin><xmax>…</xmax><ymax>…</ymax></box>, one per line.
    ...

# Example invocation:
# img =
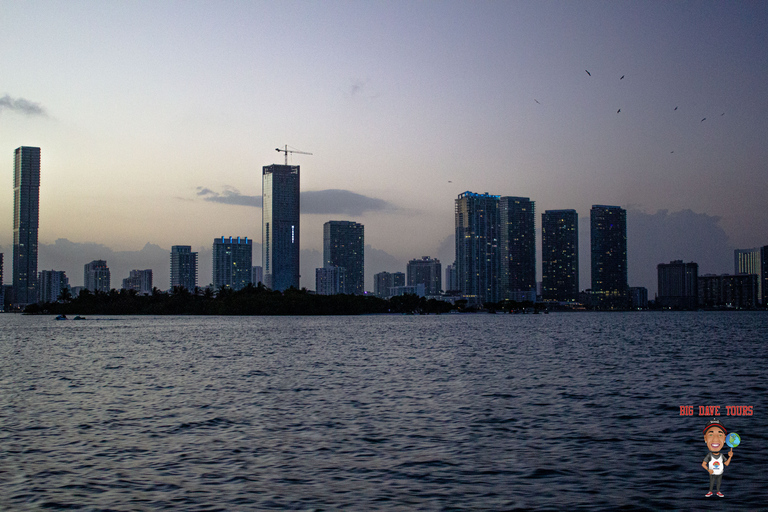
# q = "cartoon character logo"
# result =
<box><xmin>701</xmin><ymin>418</ymin><xmax>738</xmax><ymax>498</ymax></box>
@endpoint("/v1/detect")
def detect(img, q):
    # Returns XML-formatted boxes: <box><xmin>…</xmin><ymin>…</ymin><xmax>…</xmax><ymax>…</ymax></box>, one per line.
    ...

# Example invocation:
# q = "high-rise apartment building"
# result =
<box><xmin>541</xmin><ymin>209</ymin><xmax>579</xmax><ymax>302</ymax></box>
<box><xmin>323</xmin><ymin>221</ymin><xmax>364</xmax><ymax>295</ymax></box>
<box><xmin>84</xmin><ymin>260</ymin><xmax>111</xmax><ymax>293</ymax></box>
<box><xmin>657</xmin><ymin>260</ymin><xmax>698</xmax><ymax>309</ymax></box>
<box><xmin>735</xmin><ymin>247</ymin><xmax>763</xmax><ymax>303</ymax></box>
<box><xmin>373</xmin><ymin>271</ymin><xmax>405</xmax><ymax>298</ymax></box>
<box><xmin>315</xmin><ymin>266</ymin><xmax>347</xmax><ymax>295</ymax></box>
<box><xmin>762</xmin><ymin>246</ymin><xmax>768</xmax><ymax>306</ymax></box>
<box><xmin>213</xmin><ymin>236</ymin><xmax>253</xmax><ymax>291</ymax></box>
<box><xmin>499</xmin><ymin>197</ymin><xmax>536</xmax><ymax>298</ymax></box>
<box><xmin>252</xmin><ymin>266</ymin><xmax>263</xmax><ymax>286</ymax></box>
<box><xmin>590</xmin><ymin>205</ymin><xmax>628</xmax><ymax>309</ymax></box>
<box><xmin>122</xmin><ymin>269</ymin><xmax>153</xmax><ymax>295</ymax></box>
<box><xmin>455</xmin><ymin>191</ymin><xmax>500</xmax><ymax>303</ymax></box>
<box><xmin>39</xmin><ymin>270</ymin><xmax>69</xmax><ymax>303</ymax></box>
<box><xmin>444</xmin><ymin>263</ymin><xmax>459</xmax><ymax>293</ymax></box>
<box><xmin>699</xmin><ymin>274</ymin><xmax>758</xmax><ymax>309</ymax></box>
<box><xmin>13</xmin><ymin>146</ymin><xmax>41</xmax><ymax>305</ymax></box>
<box><xmin>263</xmin><ymin>164</ymin><xmax>300</xmax><ymax>291</ymax></box>
<box><xmin>0</xmin><ymin>253</ymin><xmax>4</xmax><ymax>308</ymax></box>
<box><xmin>170</xmin><ymin>245</ymin><xmax>198</xmax><ymax>291</ymax></box>
<box><xmin>407</xmin><ymin>256</ymin><xmax>442</xmax><ymax>295</ymax></box>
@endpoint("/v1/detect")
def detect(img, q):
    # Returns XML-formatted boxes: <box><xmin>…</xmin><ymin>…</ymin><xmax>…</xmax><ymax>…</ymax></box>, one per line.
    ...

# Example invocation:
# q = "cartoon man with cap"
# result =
<box><xmin>701</xmin><ymin>418</ymin><xmax>733</xmax><ymax>497</ymax></box>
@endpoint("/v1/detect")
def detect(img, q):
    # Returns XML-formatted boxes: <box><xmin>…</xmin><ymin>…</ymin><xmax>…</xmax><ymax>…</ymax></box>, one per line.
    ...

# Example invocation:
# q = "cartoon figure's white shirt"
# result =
<box><xmin>708</xmin><ymin>454</ymin><xmax>724</xmax><ymax>475</ymax></box>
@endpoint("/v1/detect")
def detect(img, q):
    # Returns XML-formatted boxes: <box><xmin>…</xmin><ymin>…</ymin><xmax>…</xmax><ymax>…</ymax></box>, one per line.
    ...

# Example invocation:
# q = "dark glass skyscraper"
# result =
<box><xmin>657</xmin><ymin>260</ymin><xmax>698</xmax><ymax>309</ymax></box>
<box><xmin>263</xmin><ymin>164</ymin><xmax>300</xmax><ymax>291</ymax></box>
<box><xmin>499</xmin><ymin>196</ymin><xmax>536</xmax><ymax>298</ymax></box>
<box><xmin>590</xmin><ymin>205</ymin><xmax>628</xmax><ymax>309</ymax></box>
<box><xmin>455</xmin><ymin>191</ymin><xmax>500</xmax><ymax>303</ymax></box>
<box><xmin>13</xmin><ymin>146</ymin><xmax>41</xmax><ymax>305</ymax></box>
<box><xmin>542</xmin><ymin>209</ymin><xmax>579</xmax><ymax>302</ymax></box>
<box><xmin>323</xmin><ymin>220</ymin><xmax>364</xmax><ymax>295</ymax></box>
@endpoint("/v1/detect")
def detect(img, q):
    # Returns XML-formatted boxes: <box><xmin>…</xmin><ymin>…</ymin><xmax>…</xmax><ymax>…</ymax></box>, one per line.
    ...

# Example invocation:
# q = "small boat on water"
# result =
<box><xmin>55</xmin><ymin>314</ymin><xmax>68</xmax><ymax>320</ymax></box>
<box><xmin>73</xmin><ymin>315</ymin><xmax>86</xmax><ymax>320</ymax></box>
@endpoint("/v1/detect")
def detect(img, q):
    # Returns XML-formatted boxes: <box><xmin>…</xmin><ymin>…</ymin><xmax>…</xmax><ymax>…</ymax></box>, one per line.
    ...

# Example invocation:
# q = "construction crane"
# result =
<box><xmin>276</xmin><ymin>145</ymin><xmax>313</xmax><ymax>165</ymax></box>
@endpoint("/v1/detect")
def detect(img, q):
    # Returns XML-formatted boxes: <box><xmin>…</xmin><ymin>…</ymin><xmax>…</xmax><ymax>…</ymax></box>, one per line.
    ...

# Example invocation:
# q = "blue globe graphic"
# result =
<box><xmin>726</xmin><ymin>433</ymin><xmax>740</xmax><ymax>448</ymax></box>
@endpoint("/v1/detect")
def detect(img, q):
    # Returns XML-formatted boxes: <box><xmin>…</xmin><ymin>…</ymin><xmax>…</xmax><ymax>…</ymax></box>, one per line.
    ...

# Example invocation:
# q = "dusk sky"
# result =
<box><xmin>2</xmin><ymin>1</ymin><xmax>767</xmax><ymax>293</ymax></box>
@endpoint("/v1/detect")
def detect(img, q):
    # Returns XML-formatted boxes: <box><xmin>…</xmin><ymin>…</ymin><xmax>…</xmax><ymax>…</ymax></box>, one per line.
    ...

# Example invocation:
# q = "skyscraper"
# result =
<box><xmin>590</xmin><ymin>205</ymin><xmax>628</xmax><ymax>309</ymax></box>
<box><xmin>455</xmin><ymin>191</ymin><xmax>500</xmax><ymax>303</ymax></box>
<box><xmin>84</xmin><ymin>260</ymin><xmax>111</xmax><ymax>293</ymax></box>
<box><xmin>373</xmin><ymin>271</ymin><xmax>405</xmax><ymax>298</ymax></box>
<box><xmin>315</xmin><ymin>266</ymin><xmax>346</xmax><ymax>295</ymax></box>
<box><xmin>252</xmin><ymin>266</ymin><xmax>263</xmax><ymax>286</ymax></box>
<box><xmin>213</xmin><ymin>236</ymin><xmax>253</xmax><ymax>291</ymax></box>
<box><xmin>323</xmin><ymin>221</ymin><xmax>364</xmax><ymax>295</ymax></box>
<box><xmin>657</xmin><ymin>260</ymin><xmax>698</xmax><ymax>309</ymax></box>
<box><xmin>762</xmin><ymin>246</ymin><xmax>768</xmax><ymax>306</ymax></box>
<box><xmin>499</xmin><ymin>196</ymin><xmax>536</xmax><ymax>298</ymax></box>
<box><xmin>0</xmin><ymin>253</ymin><xmax>4</xmax><ymax>309</ymax></box>
<box><xmin>263</xmin><ymin>164</ymin><xmax>300</xmax><ymax>291</ymax></box>
<box><xmin>170</xmin><ymin>245</ymin><xmax>198</xmax><ymax>291</ymax></box>
<box><xmin>13</xmin><ymin>146</ymin><xmax>41</xmax><ymax>305</ymax></box>
<box><xmin>39</xmin><ymin>270</ymin><xmax>69</xmax><ymax>303</ymax></box>
<box><xmin>122</xmin><ymin>269</ymin><xmax>153</xmax><ymax>295</ymax></box>
<box><xmin>407</xmin><ymin>256</ymin><xmax>442</xmax><ymax>295</ymax></box>
<box><xmin>445</xmin><ymin>263</ymin><xmax>458</xmax><ymax>293</ymax></box>
<box><xmin>541</xmin><ymin>209</ymin><xmax>579</xmax><ymax>302</ymax></box>
<box><xmin>735</xmin><ymin>247</ymin><xmax>763</xmax><ymax>303</ymax></box>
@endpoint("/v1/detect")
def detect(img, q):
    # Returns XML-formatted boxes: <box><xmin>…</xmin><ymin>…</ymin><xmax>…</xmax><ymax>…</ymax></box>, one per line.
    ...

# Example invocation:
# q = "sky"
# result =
<box><xmin>1</xmin><ymin>1</ymin><xmax>767</xmax><ymax>294</ymax></box>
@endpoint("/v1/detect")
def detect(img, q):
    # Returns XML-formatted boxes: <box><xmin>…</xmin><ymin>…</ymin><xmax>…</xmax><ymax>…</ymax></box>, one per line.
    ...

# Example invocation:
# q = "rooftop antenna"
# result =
<box><xmin>276</xmin><ymin>145</ymin><xmax>313</xmax><ymax>165</ymax></box>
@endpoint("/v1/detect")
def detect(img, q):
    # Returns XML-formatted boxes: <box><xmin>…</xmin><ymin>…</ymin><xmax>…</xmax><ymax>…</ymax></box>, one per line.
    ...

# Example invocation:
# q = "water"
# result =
<box><xmin>1</xmin><ymin>312</ymin><xmax>766</xmax><ymax>511</ymax></box>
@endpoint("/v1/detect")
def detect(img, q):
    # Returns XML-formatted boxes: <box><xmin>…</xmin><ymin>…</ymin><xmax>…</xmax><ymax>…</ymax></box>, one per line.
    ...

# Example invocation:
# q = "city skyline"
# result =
<box><xmin>2</xmin><ymin>2</ymin><xmax>767</xmax><ymax>295</ymax></box>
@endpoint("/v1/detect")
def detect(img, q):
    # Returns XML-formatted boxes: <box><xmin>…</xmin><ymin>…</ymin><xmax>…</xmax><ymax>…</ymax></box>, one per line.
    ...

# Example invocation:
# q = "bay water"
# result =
<box><xmin>1</xmin><ymin>312</ymin><xmax>766</xmax><ymax>511</ymax></box>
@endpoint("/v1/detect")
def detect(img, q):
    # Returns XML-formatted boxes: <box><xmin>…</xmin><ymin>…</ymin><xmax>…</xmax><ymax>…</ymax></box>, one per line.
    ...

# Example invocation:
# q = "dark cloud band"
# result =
<box><xmin>196</xmin><ymin>187</ymin><xmax>394</xmax><ymax>215</ymax></box>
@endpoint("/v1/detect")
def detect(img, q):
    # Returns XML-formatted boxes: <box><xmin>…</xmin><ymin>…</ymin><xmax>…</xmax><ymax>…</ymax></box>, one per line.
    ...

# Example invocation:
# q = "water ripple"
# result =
<box><xmin>1</xmin><ymin>312</ymin><xmax>766</xmax><ymax>510</ymax></box>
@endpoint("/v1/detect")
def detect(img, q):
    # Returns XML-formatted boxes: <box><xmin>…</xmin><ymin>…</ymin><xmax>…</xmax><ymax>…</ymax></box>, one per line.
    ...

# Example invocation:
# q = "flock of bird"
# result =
<box><xmin>532</xmin><ymin>69</ymin><xmax>724</xmax><ymax>123</ymax></box>
<box><xmin>528</xmin><ymin>69</ymin><xmax>727</xmax><ymax>155</ymax></box>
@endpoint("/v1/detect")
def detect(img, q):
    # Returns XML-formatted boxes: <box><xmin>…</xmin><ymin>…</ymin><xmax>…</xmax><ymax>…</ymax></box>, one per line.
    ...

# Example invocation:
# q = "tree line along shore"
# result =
<box><xmin>22</xmin><ymin>284</ymin><xmax>526</xmax><ymax>316</ymax></box>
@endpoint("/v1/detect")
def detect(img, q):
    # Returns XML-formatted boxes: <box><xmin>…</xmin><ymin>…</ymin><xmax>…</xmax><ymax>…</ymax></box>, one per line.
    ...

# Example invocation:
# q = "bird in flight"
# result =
<box><xmin>585</xmin><ymin>70</ymin><xmax>591</xmax><ymax>76</ymax></box>
<box><xmin>534</xmin><ymin>99</ymin><xmax>541</xmax><ymax>104</ymax></box>
<box><xmin>620</xmin><ymin>75</ymin><xmax>624</xmax><ymax>80</ymax></box>
<box><xmin>617</xmin><ymin>109</ymin><xmax>621</xmax><ymax>113</ymax></box>
<box><xmin>674</xmin><ymin>106</ymin><xmax>678</xmax><ymax>111</ymax></box>
<box><xmin>701</xmin><ymin>118</ymin><xmax>707</xmax><ymax>122</ymax></box>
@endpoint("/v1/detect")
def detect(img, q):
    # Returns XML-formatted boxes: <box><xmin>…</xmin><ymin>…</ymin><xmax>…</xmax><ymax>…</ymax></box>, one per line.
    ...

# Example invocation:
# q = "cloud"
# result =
<box><xmin>626</xmin><ymin>208</ymin><xmax>733</xmax><ymax>296</ymax></box>
<box><xmin>38</xmin><ymin>239</ymin><xmax>172</xmax><ymax>289</ymax></box>
<box><xmin>0</xmin><ymin>94</ymin><xmax>47</xmax><ymax>116</ymax></box>
<box><xmin>302</xmin><ymin>189</ymin><xmax>393</xmax><ymax>215</ymax></box>
<box><xmin>349</xmin><ymin>79</ymin><xmax>365</xmax><ymax>97</ymax></box>
<box><xmin>196</xmin><ymin>187</ymin><xmax>394</xmax><ymax>215</ymax></box>
<box><xmin>196</xmin><ymin>186</ymin><xmax>261</xmax><ymax>207</ymax></box>
<box><xmin>346</xmin><ymin>78</ymin><xmax>379</xmax><ymax>100</ymax></box>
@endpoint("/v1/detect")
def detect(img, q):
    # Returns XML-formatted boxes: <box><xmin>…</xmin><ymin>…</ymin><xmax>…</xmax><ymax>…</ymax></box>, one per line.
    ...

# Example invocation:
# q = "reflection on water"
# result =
<box><xmin>1</xmin><ymin>312</ymin><xmax>766</xmax><ymax>510</ymax></box>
